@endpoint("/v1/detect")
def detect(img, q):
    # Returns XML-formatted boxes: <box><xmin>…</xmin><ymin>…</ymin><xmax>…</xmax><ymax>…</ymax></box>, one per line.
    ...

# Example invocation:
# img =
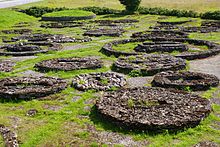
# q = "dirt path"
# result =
<box><xmin>0</xmin><ymin>0</ymin><xmax>41</xmax><ymax>8</ymax></box>
<box><xmin>189</xmin><ymin>54</ymin><xmax>220</xmax><ymax>79</ymax></box>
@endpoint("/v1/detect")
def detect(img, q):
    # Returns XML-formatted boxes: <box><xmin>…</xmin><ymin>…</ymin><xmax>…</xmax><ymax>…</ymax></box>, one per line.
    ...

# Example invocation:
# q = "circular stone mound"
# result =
<box><xmin>0</xmin><ymin>44</ymin><xmax>48</xmax><ymax>56</ymax></box>
<box><xmin>152</xmin><ymin>71</ymin><xmax>219</xmax><ymax>91</ymax></box>
<box><xmin>0</xmin><ymin>77</ymin><xmax>68</xmax><ymax>99</ymax></box>
<box><xmin>41</xmin><ymin>10</ymin><xmax>96</xmax><ymax>21</ymax></box>
<box><xmin>9</xmin><ymin>34</ymin><xmax>92</xmax><ymax>43</ymax></box>
<box><xmin>131</xmin><ymin>30</ymin><xmax>188</xmax><ymax>39</ymax></box>
<box><xmin>35</xmin><ymin>57</ymin><xmax>103</xmax><ymax>72</ymax></box>
<box><xmin>0</xmin><ymin>60</ymin><xmax>15</xmax><ymax>72</ymax></box>
<box><xmin>72</xmin><ymin>72</ymin><xmax>126</xmax><ymax>91</ymax></box>
<box><xmin>113</xmin><ymin>54</ymin><xmax>186</xmax><ymax>76</ymax></box>
<box><xmin>201</xmin><ymin>21</ymin><xmax>220</xmax><ymax>28</ymax></box>
<box><xmin>84</xmin><ymin>29</ymin><xmax>125</xmax><ymax>37</ymax></box>
<box><xmin>157</xmin><ymin>20</ymin><xmax>191</xmax><ymax>25</ymax></box>
<box><xmin>134</xmin><ymin>41</ymin><xmax>188</xmax><ymax>53</ymax></box>
<box><xmin>96</xmin><ymin>87</ymin><xmax>211</xmax><ymax>131</ymax></box>
<box><xmin>2</xmin><ymin>29</ymin><xmax>32</xmax><ymax>34</ymax></box>
<box><xmin>41</xmin><ymin>21</ymin><xmax>84</xmax><ymax>28</ymax></box>
<box><xmin>180</xmin><ymin>26</ymin><xmax>219</xmax><ymax>33</ymax></box>
<box><xmin>92</xmin><ymin>19</ymin><xmax>139</xmax><ymax>24</ymax></box>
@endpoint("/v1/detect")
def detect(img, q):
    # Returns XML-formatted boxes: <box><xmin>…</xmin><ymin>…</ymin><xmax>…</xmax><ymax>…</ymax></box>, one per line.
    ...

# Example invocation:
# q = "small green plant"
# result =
<box><xmin>129</xmin><ymin>70</ymin><xmax>142</xmax><ymax>77</ymax></box>
<box><xmin>100</xmin><ymin>78</ymin><xmax>109</xmax><ymax>85</ymax></box>
<box><xmin>184</xmin><ymin>86</ymin><xmax>192</xmax><ymax>92</ymax></box>
<box><xmin>128</xmin><ymin>99</ymin><xmax>135</xmax><ymax>108</ymax></box>
<box><xmin>109</xmin><ymin>86</ymin><xmax>119</xmax><ymax>91</ymax></box>
<box><xmin>79</xmin><ymin>80</ymin><xmax>86</xmax><ymax>85</ymax></box>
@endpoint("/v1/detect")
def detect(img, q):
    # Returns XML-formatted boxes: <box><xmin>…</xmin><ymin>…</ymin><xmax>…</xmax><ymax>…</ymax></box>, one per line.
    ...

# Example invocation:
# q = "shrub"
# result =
<box><xmin>21</xmin><ymin>6</ymin><xmax>68</xmax><ymax>17</ymax></box>
<box><xmin>201</xmin><ymin>11</ymin><xmax>220</xmax><ymax>20</ymax></box>
<box><xmin>119</xmin><ymin>0</ymin><xmax>141</xmax><ymax>14</ymax></box>
<box><xmin>138</xmin><ymin>7</ymin><xmax>199</xmax><ymax>18</ymax></box>
<box><xmin>79</xmin><ymin>6</ymin><xmax>120</xmax><ymax>15</ymax></box>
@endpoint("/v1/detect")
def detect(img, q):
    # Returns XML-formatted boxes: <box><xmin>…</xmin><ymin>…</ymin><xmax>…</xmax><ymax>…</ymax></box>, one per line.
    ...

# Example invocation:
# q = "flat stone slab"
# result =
<box><xmin>189</xmin><ymin>54</ymin><xmax>220</xmax><ymax>79</ymax></box>
<box><xmin>127</xmin><ymin>76</ymin><xmax>153</xmax><ymax>88</ymax></box>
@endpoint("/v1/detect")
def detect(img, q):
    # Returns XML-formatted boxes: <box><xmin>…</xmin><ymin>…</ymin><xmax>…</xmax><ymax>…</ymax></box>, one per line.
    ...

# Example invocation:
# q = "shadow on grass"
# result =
<box><xmin>89</xmin><ymin>105</ymin><xmax>188</xmax><ymax>136</ymax></box>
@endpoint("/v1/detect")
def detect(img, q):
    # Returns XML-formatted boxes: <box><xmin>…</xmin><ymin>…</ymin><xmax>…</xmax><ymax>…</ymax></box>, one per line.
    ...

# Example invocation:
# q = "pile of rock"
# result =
<box><xmin>96</xmin><ymin>87</ymin><xmax>211</xmax><ymax>130</ymax></box>
<box><xmin>0</xmin><ymin>124</ymin><xmax>19</xmax><ymax>147</ymax></box>
<box><xmin>0</xmin><ymin>77</ymin><xmax>67</xmax><ymax>99</ymax></box>
<box><xmin>113</xmin><ymin>54</ymin><xmax>186</xmax><ymax>76</ymax></box>
<box><xmin>35</xmin><ymin>57</ymin><xmax>103</xmax><ymax>72</ymax></box>
<box><xmin>84</xmin><ymin>29</ymin><xmax>125</xmax><ymax>37</ymax></box>
<box><xmin>0</xmin><ymin>60</ymin><xmax>15</xmax><ymax>72</ymax></box>
<box><xmin>152</xmin><ymin>71</ymin><xmax>219</xmax><ymax>91</ymax></box>
<box><xmin>134</xmin><ymin>41</ymin><xmax>188</xmax><ymax>53</ymax></box>
<box><xmin>72</xmin><ymin>72</ymin><xmax>126</xmax><ymax>91</ymax></box>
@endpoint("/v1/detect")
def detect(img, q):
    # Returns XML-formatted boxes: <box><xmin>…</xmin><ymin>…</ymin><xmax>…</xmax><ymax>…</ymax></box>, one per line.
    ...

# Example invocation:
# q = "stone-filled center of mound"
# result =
<box><xmin>72</xmin><ymin>72</ymin><xmax>126</xmax><ymax>91</ymax></box>
<box><xmin>0</xmin><ymin>77</ymin><xmax>68</xmax><ymax>99</ymax></box>
<box><xmin>152</xmin><ymin>71</ymin><xmax>219</xmax><ymax>91</ymax></box>
<box><xmin>134</xmin><ymin>41</ymin><xmax>188</xmax><ymax>53</ymax></box>
<box><xmin>35</xmin><ymin>57</ymin><xmax>103</xmax><ymax>72</ymax></box>
<box><xmin>96</xmin><ymin>87</ymin><xmax>211</xmax><ymax>131</ymax></box>
<box><xmin>41</xmin><ymin>10</ymin><xmax>96</xmax><ymax>21</ymax></box>
<box><xmin>113</xmin><ymin>54</ymin><xmax>186</xmax><ymax>76</ymax></box>
<box><xmin>84</xmin><ymin>29</ymin><xmax>125</xmax><ymax>37</ymax></box>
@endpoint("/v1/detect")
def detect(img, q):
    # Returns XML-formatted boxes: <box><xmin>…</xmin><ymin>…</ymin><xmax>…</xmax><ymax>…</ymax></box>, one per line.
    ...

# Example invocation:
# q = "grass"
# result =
<box><xmin>0</xmin><ymin>7</ymin><xmax>219</xmax><ymax>147</ymax></box>
<box><xmin>0</xmin><ymin>9</ymin><xmax>36</xmax><ymax>29</ymax></box>
<box><xmin>42</xmin><ymin>9</ymin><xmax>94</xmax><ymax>17</ymax></box>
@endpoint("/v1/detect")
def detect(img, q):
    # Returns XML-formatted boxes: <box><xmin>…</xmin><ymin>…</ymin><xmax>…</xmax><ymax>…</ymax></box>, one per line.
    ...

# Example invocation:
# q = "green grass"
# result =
<box><xmin>0</xmin><ymin>9</ymin><xmax>36</xmax><ymax>29</ymax></box>
<box><xmin>42</xmin><ymin>9</ymin><xmax>94</xmax><ymax>17</ymax></box>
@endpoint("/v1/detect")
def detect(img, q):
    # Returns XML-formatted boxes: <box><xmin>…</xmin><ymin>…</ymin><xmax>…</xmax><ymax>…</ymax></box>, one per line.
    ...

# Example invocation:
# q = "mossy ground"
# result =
<box><xmin>0</xmin><ymin>7</ymin><xmax>219</xmax><ymax>147</ymax></box>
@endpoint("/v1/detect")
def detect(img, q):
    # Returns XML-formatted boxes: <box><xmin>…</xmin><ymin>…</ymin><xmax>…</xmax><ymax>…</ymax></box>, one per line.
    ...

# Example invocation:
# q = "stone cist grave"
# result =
<box><xmin>35</xmin><ymin>57</ymin><xmax>103</xmax><ymax>72</ymax></box>
<box><xmin>152</xmin><ymin>71</ymin><xmax>219</xmax><ymax>91</ymax></box>
<box><xmin>0</xmin><ymin>60</ymin><xmax>15</xmax><ymax>72</ymax></box>
<box><xmin>134</xmin><ymin>41</ymin><xmax>188</xmax><ymax>53</ymax></box>
<box><xmin>84</xmin><ymin>29</ymin><xmax>125</xmax><ymax>37</ymax></box>
<box><xmin>113</xmin><ymin>54</ymin><xmax>186</xmax><ymax>76</ymax></box>
<box><xmin>96</xmin><ymin>87</ymin><xmax>211</xmax><ymax>131</ymax></box>
<box><xmin>72</xmin><ymin>72</ymin><xmax>126</xmax><ymax>91</ymax></box>
<box><xmin>0</xmin><ymin>77</ymin><xmax>67</xmax><ymax>99</ymax></box>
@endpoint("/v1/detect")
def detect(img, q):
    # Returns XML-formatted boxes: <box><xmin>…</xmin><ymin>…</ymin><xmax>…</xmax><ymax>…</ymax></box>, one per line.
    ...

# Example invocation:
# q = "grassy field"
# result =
<box><xmin>19</xmin><ymin>0</ymin><xmax>220</xmax><ymax>12</ymax></box>
<box><xmin>0</xmin><ymin>2</ymin><xmax>220</xmax><ymax>147</ymax></box>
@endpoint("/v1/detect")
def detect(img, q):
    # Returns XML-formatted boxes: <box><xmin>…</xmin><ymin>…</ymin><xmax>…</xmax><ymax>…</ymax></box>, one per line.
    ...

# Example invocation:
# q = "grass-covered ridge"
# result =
<box><xmin>0</xmin><ymin>9</ymin><xmax>36</xmax><ymax>29</ymax></box>
<box><xmin>42</xmin><ymin>9</ymin><xmax>94</xmax><ymax>17</ymax></box>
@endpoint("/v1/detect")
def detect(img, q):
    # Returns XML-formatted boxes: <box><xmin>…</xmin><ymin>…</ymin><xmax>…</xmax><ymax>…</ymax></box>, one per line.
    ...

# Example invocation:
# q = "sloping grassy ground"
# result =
<box><xmin>0</xmin><ymin>9</ymin><xmax>219</xmax><ymax>147</ymax></box>
<box><xmin>42</xmin><ymin>9</ymin><xmax>94</xmax><ymax>17</ymax></box>
<box><xmin>18</xmin><ymin>0</ymin><xmax>220</xmax><ymax>12</ymax></box>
